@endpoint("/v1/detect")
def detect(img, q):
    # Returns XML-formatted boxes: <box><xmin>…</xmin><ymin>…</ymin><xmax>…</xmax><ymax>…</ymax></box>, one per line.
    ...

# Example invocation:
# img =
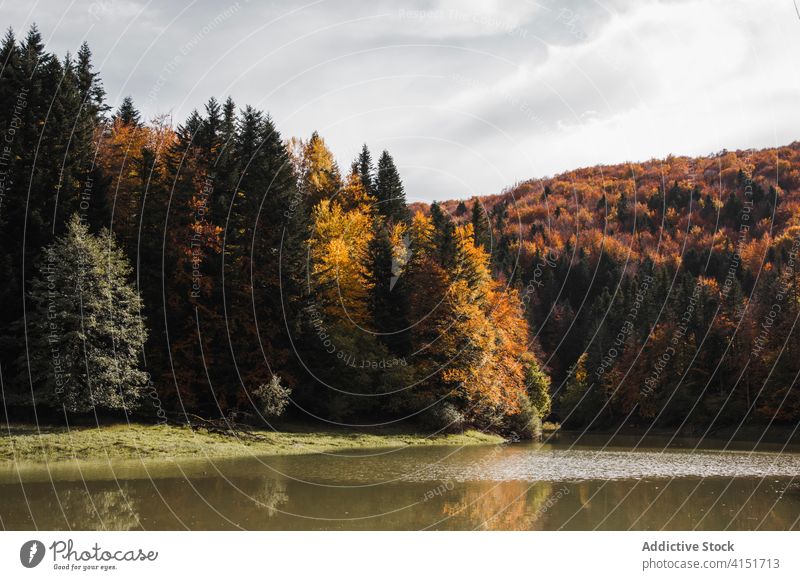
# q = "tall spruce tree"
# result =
<box><xmin>368</xmin><ymin>220</ymin><xmax>410</xmax><ymax>354</ymax></box>
<box><xmin>470</xmin><ymin>198</ymin><xmax>490</xmax><ymax>250</ymax></box>
<box><xmin>23</xmin><ymin>215</ymin><xmax>148</xmax><ymax>413</ymax></box>
<box><xmin>429</xmin><ymin>201</ymin><xmax>456</xmax><ymax>267</ymax></box>
<box><xmin>375</xmin><ymin>150</ymin><xmax>410</xmax><ymax>223</ymax></box>
<box><xmin>113</xmin><ymin>96</ymin><xmax>141</xmax><ymax>127</ymax></box>
<box><xmin>356</xmin><ymin>143</ymin><xmax>374</xmax><ymax>197</ymax></box>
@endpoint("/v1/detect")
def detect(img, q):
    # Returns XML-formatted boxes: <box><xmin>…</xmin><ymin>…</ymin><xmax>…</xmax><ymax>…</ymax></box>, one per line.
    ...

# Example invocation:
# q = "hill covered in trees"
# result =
<box><xmin>0</xmin><ymin>27</ymin><xmax>548</xmax><ymax>438</ymax></box>
<box><xmin>432</xmin><ymin>141</ymin><xmax>800</xmax><ymax>431</ymax></box>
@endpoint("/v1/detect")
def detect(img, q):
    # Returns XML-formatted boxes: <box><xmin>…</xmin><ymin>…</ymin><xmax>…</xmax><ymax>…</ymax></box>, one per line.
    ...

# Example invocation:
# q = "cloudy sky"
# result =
<box><xmin>4</xmin><ymin>0</ymin><xmax>800</xmax><ymax>202</ymax></box>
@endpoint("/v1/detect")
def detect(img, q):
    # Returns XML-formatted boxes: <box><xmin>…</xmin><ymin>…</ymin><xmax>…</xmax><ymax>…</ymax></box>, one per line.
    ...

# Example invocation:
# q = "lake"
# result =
<box><xmin>1</xmin><ymin>434</ymin><xmax>799</xmax><ymax>530</ymax></box>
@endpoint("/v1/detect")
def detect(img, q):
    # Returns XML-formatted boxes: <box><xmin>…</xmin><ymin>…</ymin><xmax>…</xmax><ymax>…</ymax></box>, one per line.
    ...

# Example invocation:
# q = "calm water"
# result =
<box><xmin>1</xmin><ymin>434</ymin><xmax>799</xmax><ymax>530</ymax></box>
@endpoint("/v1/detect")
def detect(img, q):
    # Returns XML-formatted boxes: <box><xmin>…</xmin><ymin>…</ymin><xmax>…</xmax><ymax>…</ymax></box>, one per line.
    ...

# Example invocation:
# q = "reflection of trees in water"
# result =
<box><xmin>551</xmin><ymin>479</ymin><xmax>800</xmax><ymax>531</ymax></box>
<box><xmin>439</xmin><ymin>482</ymin><xmax>559</xmax><ymax>530</ymax></box>
<box><xmin>249</xmin><ymin>478</ymin><xmax>289</xmax><ymax>517</ymax></box>
<box><xmin>57</xmin><ymin>485</ymin><xmax>142</xmax><ymax>530</ymax></box>
<box><xmin>431</xmin><ymin>478</ymin><xmax>800</xmax><ymax>530</ymax></box>
<box><xmin>168</xmin><ymin>476</ymin><xmax>291</xmax><ymax>528</ymax></box>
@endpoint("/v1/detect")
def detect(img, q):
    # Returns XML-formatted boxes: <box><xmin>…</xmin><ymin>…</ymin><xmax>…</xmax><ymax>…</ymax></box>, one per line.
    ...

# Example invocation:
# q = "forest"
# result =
<box><xmin>434</xmin><ymin>132</ymin><xmax>800</xmax><ymax>431</ymax></box>
<box><xmin>1</xmin><ymin>26</ymin><xmax>799</xmax><ymax>438</ymax></box>
<box><xmin>0</xmin><ymin>27</ymin><xmax>547</xmax><ymax>438</ymax></box>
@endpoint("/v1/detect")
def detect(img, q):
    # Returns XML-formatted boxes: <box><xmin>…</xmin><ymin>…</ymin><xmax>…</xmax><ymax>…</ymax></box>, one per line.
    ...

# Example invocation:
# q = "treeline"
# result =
<box><xmin>435</xmin><ymin>143</ymin><xmax>800</xmax><ymax>430</ymax></box>
<box><xmin>0</xmin><ymin>27</ymin><xmax>549</xmax><ymax>437</ymax></box>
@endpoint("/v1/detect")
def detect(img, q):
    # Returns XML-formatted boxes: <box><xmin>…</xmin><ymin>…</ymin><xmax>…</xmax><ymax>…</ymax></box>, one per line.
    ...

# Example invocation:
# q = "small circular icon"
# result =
<box><xmin>20</xmin><ymin>540</ymin><xmax>46</xmax><ymax>568</ymax></box>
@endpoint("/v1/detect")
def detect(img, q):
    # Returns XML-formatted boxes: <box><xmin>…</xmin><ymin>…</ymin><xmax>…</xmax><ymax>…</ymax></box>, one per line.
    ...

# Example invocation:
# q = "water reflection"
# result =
<box><xmin>1</xmin><ymin>438</ymin><xmax>798</xmax><ymax>530</ymax></box>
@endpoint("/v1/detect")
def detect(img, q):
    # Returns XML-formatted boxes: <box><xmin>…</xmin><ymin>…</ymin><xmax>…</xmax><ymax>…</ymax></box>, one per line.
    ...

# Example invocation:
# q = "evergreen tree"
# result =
<box><xmin>616</xmin><ymin>190</ymin><xmax>629</xmax><ymax>228</ymax></box>
<box><xmin>356</xmin><ymin>143</ymin><xmax>374</xmax><ymax>196</ymax></box>
<box><xmin>23</xmin><ymin>215</ymin><xmax>148</xmax><ymax>413</ymax></box>
<box><xmin>490</xmin><ymin>201</ymin><xmax>514</xmax><ymax>276</ymax></box>
<box><xmin>430</xmin><ymin>201</ymin><xmax>456</xmax><ymax>267</ymax></box>
<box><xmin>113</xmin><ymin>96</ymin><xmax>141</xmax><ymax>127</ymax></box>
<box><xmin>375</xmin><ymin>150</ymin><xmax>410</xmax><ymax>223</ymax></box>
<box><xmin>75</xmin><ymin>41</ymin><xmax>108</xmax><ymax>120</ymax></box>
<box><xmin>722</xmin><ymin>192</ymin><xmax>743</xmax><ymax>224</ymax></box>
<box><xmin>368</xmin><ymin>220</ymin><xmax>411</xmax><ymax>354</ymax></box>
<box><xmin>470</xmin><ymin>198</ymin><xmax>490</xmax><ymax>250</ymax></box>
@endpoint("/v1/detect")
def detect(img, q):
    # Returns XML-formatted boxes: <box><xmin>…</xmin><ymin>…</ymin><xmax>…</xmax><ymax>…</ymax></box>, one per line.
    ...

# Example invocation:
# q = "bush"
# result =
<box><xmin>253</xmin><ymin>375</ymin><xmax>292</xmax><ymax>417</ymax></box>
<box><xmin>524</xmin><ymin>356</ymin><xmax>552</xmax><ymax>418</ymax></box>
<box><xmin>503</xmin><ymin>397</ymin><xmax>542</xmax><ymax>440</ymax></box>
<box><xmin>424</xmin><ymin>402</ymin><xmax>465</xmax><ymax>433</ymax></box>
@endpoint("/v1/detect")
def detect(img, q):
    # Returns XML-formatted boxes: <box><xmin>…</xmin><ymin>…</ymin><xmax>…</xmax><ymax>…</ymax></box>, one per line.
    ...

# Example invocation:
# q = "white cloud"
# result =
<box><xmin>2</xmin><ymin>0</ymin><xmax>798</xmax><ymax>200</ymax></box>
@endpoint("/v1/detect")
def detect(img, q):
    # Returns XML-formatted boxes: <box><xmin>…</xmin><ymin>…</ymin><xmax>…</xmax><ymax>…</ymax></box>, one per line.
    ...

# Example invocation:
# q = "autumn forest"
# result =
<box><xmin>2</xmin><ymin>27</ymin><xmax>799</xmax><ymax>439</ymax></box>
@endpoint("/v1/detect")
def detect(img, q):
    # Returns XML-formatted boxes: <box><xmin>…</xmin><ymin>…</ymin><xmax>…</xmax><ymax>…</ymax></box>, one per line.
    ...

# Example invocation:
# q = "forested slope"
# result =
<box><xmin>432</xmin><ymin>142</ymin><xmax>800</xmax><ymax>429</ymax></box>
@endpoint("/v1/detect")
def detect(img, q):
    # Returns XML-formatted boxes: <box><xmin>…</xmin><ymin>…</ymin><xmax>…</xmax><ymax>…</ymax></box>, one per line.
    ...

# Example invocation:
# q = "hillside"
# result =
<box><xmin>427</xmin><ymin>142</ymin><xmax>800</xmax><ymax>429</ymax></box>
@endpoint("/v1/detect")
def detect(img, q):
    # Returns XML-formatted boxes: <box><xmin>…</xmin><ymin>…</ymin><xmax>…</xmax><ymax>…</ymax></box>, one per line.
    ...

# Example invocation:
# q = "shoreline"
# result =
<box><xmin>0</xmin><ymin>422</ymin><xmax>505</xmax><ymax>463</ymax></box>
<box><xmin>550</xmin><ymin>423</ymin><xmax>800</xmax><ymax>449</ymax></box>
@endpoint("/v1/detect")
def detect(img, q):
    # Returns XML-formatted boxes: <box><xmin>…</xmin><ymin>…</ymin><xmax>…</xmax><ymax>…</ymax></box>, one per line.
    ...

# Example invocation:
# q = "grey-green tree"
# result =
<box><xmin>24</xmin><ymin>215</ymin><xmax>149</xmax><ymax>413</ymax></box>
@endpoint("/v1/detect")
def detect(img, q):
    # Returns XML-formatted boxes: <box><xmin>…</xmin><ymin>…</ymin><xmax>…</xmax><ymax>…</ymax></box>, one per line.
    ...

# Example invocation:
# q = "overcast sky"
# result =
<box><xmin>3</xmin><ymin>0</ymin><xmax>800</xmax><ymax>202</ymax></box>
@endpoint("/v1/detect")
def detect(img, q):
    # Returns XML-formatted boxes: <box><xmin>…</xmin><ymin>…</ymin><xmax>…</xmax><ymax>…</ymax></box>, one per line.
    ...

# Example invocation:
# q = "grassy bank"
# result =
<box><xmin>0</xmin><ymin>422</ymin><xmax>504</xmax><ymax>463</ymax></box>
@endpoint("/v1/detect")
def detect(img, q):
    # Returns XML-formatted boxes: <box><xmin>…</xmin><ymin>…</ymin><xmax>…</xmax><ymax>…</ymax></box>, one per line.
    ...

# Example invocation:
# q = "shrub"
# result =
<box><xmin>503</xmin><ymin>397</ymin><xmax>543</xmax><ymax>440</ymax></box>
<box><xmin>253</xmin><ymin>375</ymin><xmax>292</xmax><ymax>417</ymax></box>
<box><xmin>424</xmin><ymin>401</ymin><xmax>465</xmax><ymax>433</ymax></box>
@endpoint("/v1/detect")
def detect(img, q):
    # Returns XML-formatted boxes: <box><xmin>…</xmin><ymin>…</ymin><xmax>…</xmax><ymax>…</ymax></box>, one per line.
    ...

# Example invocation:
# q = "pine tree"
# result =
<box><xmin>430</xmin><ymin>201</ymin><xmax>456</xmax><ymax>267</ymax></box>
<box><xmin>375</xmin><ymin>150</ymin><xmax>410</xmax><ymax>223</ymax></box>
<box><xmin>616</xmin><ymin>190</ymin><xmax>629</xmax><ymax>227</ymax></box>
<box><xmin>470</xmin><ymin>198</ymin><xmax>490</xmax><ymax>250</ymax></box>
<box><xmin>23</xmin><ymin>215</ymin><xmax>148</xmax><ymax>413</ymax></box>
<box><xmin>356</xmin><ymin>143</ymin><xmax>374</xmax><ymax>196</ymax></box>
<box><xmin>113</xmin><ymin>96</ymin><xmax>141</xmax><ymax>127</ymax></box>
<box><xmin>368</xmin><ymin>220</ymin><xmax>410</xmax><ymax>354</ymax></box>
<box><xmin>75</xmin><ymin>41</ymin><xmax>108</xmax><ymax>120</ymax></box>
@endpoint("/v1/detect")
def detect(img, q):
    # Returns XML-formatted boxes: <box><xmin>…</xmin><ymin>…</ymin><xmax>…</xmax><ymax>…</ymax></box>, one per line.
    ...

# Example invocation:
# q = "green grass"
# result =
<box><xmin>0</xmin><ymin>422</ymin><xmax>504</xmax><ymax>463</ymax></box>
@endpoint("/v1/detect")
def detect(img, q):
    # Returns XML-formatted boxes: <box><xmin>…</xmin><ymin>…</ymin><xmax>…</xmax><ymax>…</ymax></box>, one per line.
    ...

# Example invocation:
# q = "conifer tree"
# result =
<box><xmin>113</xmin><ymin>96</ymin><xmax>141</xmax><ymax>127</ymax></box>
<box><xmin>430</xmin><ymin>201</ymin><xmax>456</xmax><ymax>267</ymax></box>
<box><xmin>375</xmin><ymin>150</ymin><xmax>410</xmax><ymax>223</ymax></box>
<box><xmin>24</xmin><ymin>215</ymin><xmax>148</xmax><ymax>413</ymax></box>
<box><xmin>356</xmin><ymin>143</ymin><xmax>374</xmax><ymax>196</ymax></box>
<box><xmin>470</xmin><ymin>198</ymin><xmax>490</xmax><ymax>250</ymax></box>
<box><xmin>368</xmin><ymin>219</ymin><xmax>411</xmax><ymax>354</ymax></box>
